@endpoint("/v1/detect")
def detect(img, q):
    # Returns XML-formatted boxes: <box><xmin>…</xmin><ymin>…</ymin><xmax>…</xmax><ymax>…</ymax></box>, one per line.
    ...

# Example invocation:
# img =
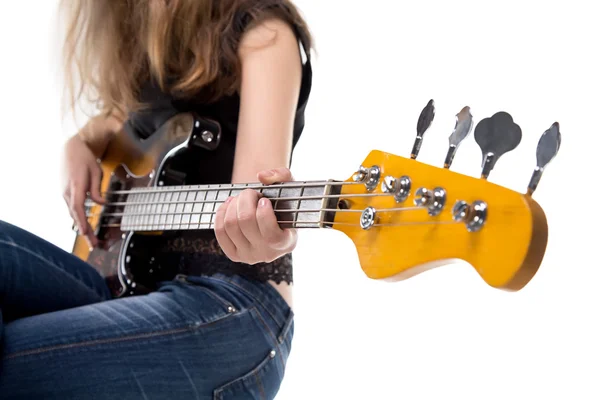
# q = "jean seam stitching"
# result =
<box><xmin>250</xmin><ymin>308</ymin><xmax>286</xmax><ymax>367</ymax></box>
<box><xmin>255</xmin><ymin>372</ymin><xmax>266</xmax><ymax>400</ymax></box>
<box><xmin>191</xmin><ymin>283</ymin><xmax>234</xmax><ymax>310</ymax></box>
<box><xmin>200</xmin><ymin>275</ymin><xmax>284</xmax><ymax>328</ymax></box>
<box><xmin>212</xmin><ymin>343</ymin><xmax>274</xmax><ymax>399</ymax></box>
<box><xmin>3</xmin><ymin>309</ymin><xmax>240</xmax><ymax>360</ymax></box>
<box><xmin>277</xmin><ymin>313</ymin><xmax>294</xmax><ymax>344</ymax></box>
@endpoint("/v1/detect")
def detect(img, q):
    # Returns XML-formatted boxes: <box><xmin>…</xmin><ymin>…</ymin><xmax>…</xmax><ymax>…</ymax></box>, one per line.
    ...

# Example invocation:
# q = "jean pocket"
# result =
<box><xmin>213</xmin><ymin>343</ymin><xmax>283</xmax><ymax>400</ymax></box>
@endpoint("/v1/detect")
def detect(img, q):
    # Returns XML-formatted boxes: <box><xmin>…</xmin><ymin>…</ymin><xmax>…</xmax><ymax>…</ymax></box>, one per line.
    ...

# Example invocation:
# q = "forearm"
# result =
<box><xmin>231</xmin><ymin>18</ymin><xmax>301</xmax><ymax>183</ymax></box>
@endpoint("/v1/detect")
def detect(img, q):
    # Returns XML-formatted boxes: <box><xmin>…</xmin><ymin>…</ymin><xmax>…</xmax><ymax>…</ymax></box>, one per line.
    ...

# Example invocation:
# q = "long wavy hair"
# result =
<box><xmin>60</xmin><ymin>0</ymin><xmax>312</xmax><ymax>117</ymax></box>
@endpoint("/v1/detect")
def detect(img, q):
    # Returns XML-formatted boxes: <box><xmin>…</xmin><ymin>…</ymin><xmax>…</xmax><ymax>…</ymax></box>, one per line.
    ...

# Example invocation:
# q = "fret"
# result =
<box><xmin>136</xmin><ymin>191</ymin><xmax>144</xmax><ymax>229</ymax></box>
<box><xmin>142</xmin><ymin>191</ymin><xmax>148</xmax><ymax>230</ymax></box>
<box><xmin>152</xmin><ymin>190</ymin><xmax>160</xmax><ymax>230</ymax></box>
<box><xmin>207</xmin><ymin>184</ymin><xmax>221</xmax><ymax>229</ymax></box>
<box><xmin>260</xmin><ymin>187</ymin><xmax>280</xmax><ymax>199</ymax></box>
<box><xmin>156</xmin><ymin>188</ymin><xmax>164</xmax><ymax>230</ymax></box>
<box><xmin>293</xmin><ymin>183</ymin><xmax>328</xmax><ymax>228</ymax></box>
<box><xmin>158</xmin><ymin>190</ymin><xmax>165</xmax><ymax>230</ymax></box>
<box><xmin>170</xmin><ymin>190</ymin><xmax>178</xmax><ymax>230</ymax></box>
<box><xmin>127</xmin><ymin>192</ymin><xmax>135</xmax><ymax>228</ymax></box>
<box><xmin>274</xmin><ymin>186</ymin><xmax>283</xmax><ymax>224</ymax></box>
<box><xmin>319</xmin><ymin>180</ymin><xmax>340</xmax><ymax>228</ymax></box>
<box><xmin>229</xmin><ymin>183</ymin><xmax>244</xmax><ymax>198</ymax></box>
<box><xmin>160</xmin><ymin>187</ymin><xmax>172</xmax><ymax>229</ymax></box>
<box><xmin>165</xmin><ymin>190</ymin><xmax>175</xmax><ymax>230</ymax></box>
<box><xmin>200</xmin><ymin>185</ymin><xmax>213</xmax><ymax>229</ymax></box>
<box><xmin>143</xmin><ymin>191</ymin><xmax>150</xmax><ymax>230</ymax></box>
<box><xmin>294</xmin><ymin>185</ymin><xmax>305</xmax><ymax>228</ymax></box>
<box><xmin>190</xmin><ymin>186</ymin><xmax>202</xmax><ymax>228</ymax></box>
<box><xmin>278</xmin><ymin>186</ymin><xmax>299</xmax><ymax>227</ymax></box>
<box><xmin>133</xmin><ymin>190</ymin><xmax>143</xmax><ymax>229</ymax></box>
<box><xmin>212</xmin><ymin>186</ymin><xmax>230</xmax><ymax>229</ymax></box>
<box><xmin>182</xmin><ymin>190</ymin><xmax>194</xmax><ymax>229</ymax></box>
<box><xmin>121</xmin><ymin>195</ymin><xmax>129</xmax><ymax>228</ymax></box>
<box><xmin>173</xmin><ymin>189</ymin><xmax>185</xmax><ymax>230</ymax></box>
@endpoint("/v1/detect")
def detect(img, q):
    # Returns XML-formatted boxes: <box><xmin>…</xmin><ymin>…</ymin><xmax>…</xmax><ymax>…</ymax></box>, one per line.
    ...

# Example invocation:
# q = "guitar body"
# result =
<box><xmin>72</xmin><ymin>113</ymin><xmax>222</xmax><ymax>298</ymax></box>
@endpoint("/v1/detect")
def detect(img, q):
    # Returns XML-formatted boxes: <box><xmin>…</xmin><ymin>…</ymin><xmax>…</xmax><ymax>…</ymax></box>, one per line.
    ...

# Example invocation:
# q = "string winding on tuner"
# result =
<box><xmin>353</xmin><ymin>165</ymin><xmax>381</xmax><ymax>192</ymax></box>
<box><xmin>452</xmin><ymin>200</ymin><xmax>488</xmax><ymax>232</ymax></box>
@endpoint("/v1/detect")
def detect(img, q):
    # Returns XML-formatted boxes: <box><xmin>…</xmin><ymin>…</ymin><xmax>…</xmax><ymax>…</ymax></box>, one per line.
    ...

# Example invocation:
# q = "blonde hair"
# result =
<box><xmin>60</xmin><ymin>0</ymin><xmax>311</xmax><ymax>117</ymax></box>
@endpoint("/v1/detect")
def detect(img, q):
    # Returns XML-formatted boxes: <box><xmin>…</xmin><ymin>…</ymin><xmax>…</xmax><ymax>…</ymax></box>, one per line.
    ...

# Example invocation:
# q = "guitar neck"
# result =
<box><xmin>116</xmin><ymin>180</ymin><xmax>343</xmax><ymax>232</ymax></box>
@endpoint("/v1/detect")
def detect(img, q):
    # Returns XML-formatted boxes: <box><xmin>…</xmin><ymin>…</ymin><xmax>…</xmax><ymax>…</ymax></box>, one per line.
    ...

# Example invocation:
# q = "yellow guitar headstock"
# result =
<box><xmin>332</xmin><ymin>101</ymin><xmax>561</xmax><ymax>291</ymax></box>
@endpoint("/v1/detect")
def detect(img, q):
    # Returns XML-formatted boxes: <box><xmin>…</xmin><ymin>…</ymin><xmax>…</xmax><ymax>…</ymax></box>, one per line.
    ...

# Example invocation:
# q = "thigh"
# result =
<box><xmin>0</xmin><ymin>279</ymin><xmax>287</xmax><ymax>400</ymax></box>
<box><xmin>0</xmin><ymin>220</ymin><xmax>111</xmax><ymax>321</ymax></box>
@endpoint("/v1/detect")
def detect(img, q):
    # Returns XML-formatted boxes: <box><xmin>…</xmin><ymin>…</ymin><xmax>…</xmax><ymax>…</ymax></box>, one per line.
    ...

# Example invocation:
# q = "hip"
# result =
<box><xmin>1</xmin><ymin>272</ymin><xmax>295</xmax><ymax>399</ymax></box>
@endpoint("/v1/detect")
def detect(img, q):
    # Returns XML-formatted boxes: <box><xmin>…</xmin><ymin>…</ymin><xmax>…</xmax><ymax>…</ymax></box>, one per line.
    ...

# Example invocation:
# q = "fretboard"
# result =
<box><xmin>116</xmin><ymin>181</ymin><xmax>339</xmax><ymax>232</ymax></box>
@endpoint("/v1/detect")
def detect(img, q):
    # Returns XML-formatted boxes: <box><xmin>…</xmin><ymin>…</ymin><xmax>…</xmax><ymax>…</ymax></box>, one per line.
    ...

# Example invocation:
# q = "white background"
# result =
<box><xmin>1</xmin><ymin>1</ymin><xmax>599</xmax><ymax>399</ymax></box>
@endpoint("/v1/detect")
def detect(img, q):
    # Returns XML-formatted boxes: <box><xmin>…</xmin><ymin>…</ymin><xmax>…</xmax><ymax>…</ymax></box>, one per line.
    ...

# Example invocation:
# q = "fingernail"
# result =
<box><xmin>261</xmin><ymin>170</ymin><xmax>275</xmax><ymax>177</ymax></box>
<box><xmin>259</xmin><ymin>198</ymin><xmax>270</xmax><ymax>208</ymax></box>
<box><xmin>225</xmin><ymin>197</ymin><xmax>233</xmax><ymax>204</ymax></box>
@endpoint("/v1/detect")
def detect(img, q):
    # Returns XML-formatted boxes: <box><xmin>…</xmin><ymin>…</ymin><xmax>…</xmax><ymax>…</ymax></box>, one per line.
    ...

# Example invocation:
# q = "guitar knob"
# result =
<box><xmin>414</xmin><ymin>187</ymin><xmax>446</xmax><ymax>216</ymax></box>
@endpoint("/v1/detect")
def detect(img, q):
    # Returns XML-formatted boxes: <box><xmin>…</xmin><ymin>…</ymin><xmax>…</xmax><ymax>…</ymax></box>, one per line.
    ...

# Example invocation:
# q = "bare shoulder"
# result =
<box><xmin>238</xmin><ymin>17</ymin><xmax>300</xmax><ymax>59</ymax></box>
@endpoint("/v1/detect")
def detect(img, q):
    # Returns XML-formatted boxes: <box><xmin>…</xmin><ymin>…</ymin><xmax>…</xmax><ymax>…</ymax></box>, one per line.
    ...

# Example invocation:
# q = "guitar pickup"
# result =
<box><xmin>160</xmin><ymin>165</ymin><xmax>187</xmax><ymax>185</ymax></box>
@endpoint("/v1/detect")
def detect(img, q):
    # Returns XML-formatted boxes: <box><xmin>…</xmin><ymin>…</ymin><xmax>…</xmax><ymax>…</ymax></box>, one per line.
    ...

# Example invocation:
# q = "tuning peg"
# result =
<box><xmin>526</xmin><ymin>122</ymin><xmax>561</xmax><ymax>195</ymax></box>
<box><xmin>444</xmin><ymin>106</ymin><xmax>474</xmax><ymax>169</ymax></box>
<box><xmin>474</xmin><ymin>111</ymin><xmax>522</xmax><ymax>179</ymax></box>
<box><xmin>411</xmin><ymin>99</ymin><xmax>435</xmax><ymax>160</ymax></box>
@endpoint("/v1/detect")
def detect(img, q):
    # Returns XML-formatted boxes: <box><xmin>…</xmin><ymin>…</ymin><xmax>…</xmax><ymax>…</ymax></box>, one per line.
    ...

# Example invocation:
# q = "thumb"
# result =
<box><xmin>257</xmin><ymin>167</ymin><xmax>293</xmax><ymax>185</ymax></box>
<box><xmin>88</xmin><ymin>164</ymin><xmax>105</xmax><ymax>205</ymax></box>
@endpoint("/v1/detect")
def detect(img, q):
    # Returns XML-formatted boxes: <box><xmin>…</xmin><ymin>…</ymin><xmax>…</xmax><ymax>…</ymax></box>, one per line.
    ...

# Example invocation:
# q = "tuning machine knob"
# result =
<box><xmin>411</xmin><ymin>99</ymin><xmax>436</xmax><ymax>160</ymax></box>
<box><xmin>444</xmin><ymin>106</ymin><xmax>474</xmax><ymax>169</ymax></box>
<box><xmin>382</xmin><ymin>175</ymin><xmax>411</xmax><ymax>202</ymax></box>
<box><xmin>452</xmin><ymin>200</ymin><xmax>487</xmax><ymax>232</ymax></box>
<box><xmin>414</xmin><ymin>187</ymin><xmax>446</xmax><ymax>216</ymax></box>
<box><xmin>474</xmin><ymin>111</ymin><xmax>522</xmax><ymax>179</ymax></box>
<box><xmin>527</xmin><ymin>122</ymin><xmax>561</xmax><ymax>195</ymax></box>
<box><xmin>353</xmin><ymin>165</ymin><xmax>381</xmax><ymax>191</ymax></box>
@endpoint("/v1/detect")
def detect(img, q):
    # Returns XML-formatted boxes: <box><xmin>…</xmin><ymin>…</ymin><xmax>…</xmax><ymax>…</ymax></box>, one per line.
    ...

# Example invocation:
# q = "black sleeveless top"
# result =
<box><xmin>124</xmin><ymin>46</ymin><xmax>312</xmax><ymax>183</ymax></box>
<box><xmin>122</xmin><ymin>29</ymin><xmax>312</xmax><ymax>285</ymax></box>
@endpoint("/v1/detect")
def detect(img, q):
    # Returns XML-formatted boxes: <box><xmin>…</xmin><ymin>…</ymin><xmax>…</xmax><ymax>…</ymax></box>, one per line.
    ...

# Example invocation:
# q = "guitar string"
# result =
<box><xmin>99</xmin><ymin>180</ymin><xmax>363</xmax><ymax>197</ymax></box>
<box><xmin>90</xmin><ymin>206</ymin><xmax>424</xmax><ymax>219</ymax></box>
<box><xmin>84</xmin><ymin>192</ymin><xmax>391</xmax><ymax>209</ymax></box>
<box><xmin>99</xmin><ymin>219</ymin><xmax>462</xmax><ymax>230</ymax></box>
<box><xmin>82</xmin><ymin>181</ymin><xmax>463</xmax><ymax>229</ymax></box>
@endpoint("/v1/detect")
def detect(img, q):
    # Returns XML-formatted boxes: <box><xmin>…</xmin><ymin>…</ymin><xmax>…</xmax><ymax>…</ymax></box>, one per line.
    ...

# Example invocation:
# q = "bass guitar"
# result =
<box><xmin>72</xmin><ymin>100</ymin><xmax>561</xmax><ymax>297</ymax></box>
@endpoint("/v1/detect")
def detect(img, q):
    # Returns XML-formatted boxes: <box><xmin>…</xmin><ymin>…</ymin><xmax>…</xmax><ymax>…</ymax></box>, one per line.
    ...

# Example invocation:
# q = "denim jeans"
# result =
<box><xmin>0</xmin><ymin>220</ymin><xmax>294</xmax><ymax>399</ymax></box>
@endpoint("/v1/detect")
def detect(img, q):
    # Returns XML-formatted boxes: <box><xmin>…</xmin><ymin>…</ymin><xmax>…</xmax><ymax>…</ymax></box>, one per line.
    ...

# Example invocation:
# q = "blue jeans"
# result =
<box><xmin>0</xmin><ymin>220</ymin><xmax>294</xmax><ymax>399</ymax></box>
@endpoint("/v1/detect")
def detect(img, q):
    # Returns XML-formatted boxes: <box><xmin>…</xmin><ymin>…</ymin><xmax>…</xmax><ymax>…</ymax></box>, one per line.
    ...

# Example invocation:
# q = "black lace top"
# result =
<box><xmin>122</xmin><ymin>23</ymin><xmax>312</xmax><ymax>285</ymax></box>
